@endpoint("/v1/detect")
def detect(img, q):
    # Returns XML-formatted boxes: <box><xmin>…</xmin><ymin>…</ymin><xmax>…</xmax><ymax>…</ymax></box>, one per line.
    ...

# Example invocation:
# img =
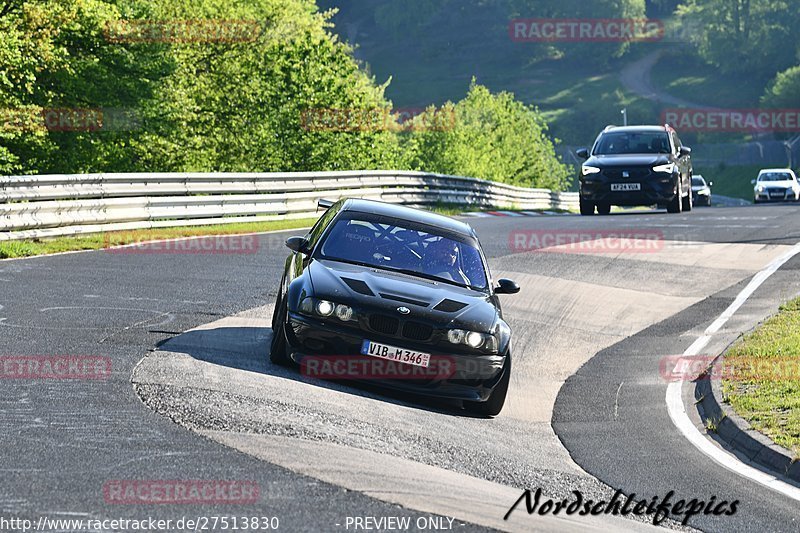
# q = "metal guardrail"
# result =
<box><xmin>0</xmin><ymin>171</ymin><xmax>578</xmax><ymax>241</ymax></box>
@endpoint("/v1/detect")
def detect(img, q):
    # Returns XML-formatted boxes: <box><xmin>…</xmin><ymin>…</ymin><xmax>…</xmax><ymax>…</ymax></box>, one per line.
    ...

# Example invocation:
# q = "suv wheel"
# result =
<box><xmin>682</xmin><ymin>185</ymin><xmax>693</xmax><ymax>212</ymax></box>
<box><xmin>596</xmin><ymin>203</ymin><xmax>611</xmax><ymax>216</ymax></box>
<box><xmin>579</xmin><ymin>198</ymin><xmax>595</xmax><ymax>216</ymax></box>
<box><xmin>667</xmin><ymin>181</ymin><xmax>683</xmax><ymax>214</ymax></box>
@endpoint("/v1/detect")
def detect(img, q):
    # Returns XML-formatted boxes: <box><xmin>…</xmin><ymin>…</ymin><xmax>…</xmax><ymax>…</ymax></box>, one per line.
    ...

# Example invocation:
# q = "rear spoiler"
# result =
<box><xmin>317</xmin><ymin>198</ymin><xmax>335</xmax><ymax>210</ymax></box>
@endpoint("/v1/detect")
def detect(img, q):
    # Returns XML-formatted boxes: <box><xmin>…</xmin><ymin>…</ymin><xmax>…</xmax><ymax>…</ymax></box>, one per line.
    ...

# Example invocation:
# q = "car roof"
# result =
<box><xmin>601</xmin><ymin>125</ymin><xmax>669</xmax><ymax>134</ymax></box>
<box><xmin>341</xmin><ymin>199</ymin><xmax>475</xmax><ymax>236</ymax></box>
<box><xmin>759</xmin><ymin>168</ymin><xmax>794</xmax><ymax>173</ymax></box>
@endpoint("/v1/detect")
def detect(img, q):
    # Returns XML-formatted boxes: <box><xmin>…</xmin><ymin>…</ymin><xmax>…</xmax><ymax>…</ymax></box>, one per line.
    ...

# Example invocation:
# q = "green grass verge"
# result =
<box><xmin>722</xmin><ymin>297</ymin><xmax>800</xmax><ymax>455</ymax></box>
<box><xmin>0</xmin><ymin>218</ymin><xmax>320</xmax><ymax>259</ymax></box>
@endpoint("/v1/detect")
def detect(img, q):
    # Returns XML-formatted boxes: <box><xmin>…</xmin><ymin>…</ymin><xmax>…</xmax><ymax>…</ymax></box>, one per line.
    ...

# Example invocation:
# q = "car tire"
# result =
<box><xmin>667</xmin><ymin>181</ymin><xmax>683</xmax><ymax>213</ymax></box>
<box><xmin>464</xmin><ymin>355</ymin><xmax>510</xmax><ymax>417</ymax></box>
<box><xmin>682</xmin><ymin>186</ymin><xmax>693</xmax><ymax>212</ymax></box>
<box><xmin>269</xmin><ymin>296</ymin><xmax>291</xmax><ymax>366</ymax></box>
<box><xmin>596</xmin><ymin>203</ymin><xmax>611</xmax><ymax>216</ymax></box>
<box><xmin>579</xmin><ymin>198</ymin><xmax>595</xmax><ymax>216</ymax></box>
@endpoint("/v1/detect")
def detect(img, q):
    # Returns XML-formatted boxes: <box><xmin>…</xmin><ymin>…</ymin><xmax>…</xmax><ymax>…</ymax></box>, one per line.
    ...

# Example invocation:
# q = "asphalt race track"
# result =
<box><xmin>3</xmin><ymin>204</ymin><xmax>800</xmax><ymax>532</ymax></box>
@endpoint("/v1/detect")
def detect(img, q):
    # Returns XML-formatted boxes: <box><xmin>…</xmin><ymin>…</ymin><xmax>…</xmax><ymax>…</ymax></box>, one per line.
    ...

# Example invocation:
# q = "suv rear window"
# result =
<box><xmin>594</xmin><ymin>132</ymin><xmax>671</xmax><ymax>155</ymax></box>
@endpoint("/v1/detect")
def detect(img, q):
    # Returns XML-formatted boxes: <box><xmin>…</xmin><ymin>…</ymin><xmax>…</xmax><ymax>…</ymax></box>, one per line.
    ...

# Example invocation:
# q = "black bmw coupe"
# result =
<box><xmin>270</xmin><ymin>198</ymin><xmax>520</xmax><ymax>416</ymax></box>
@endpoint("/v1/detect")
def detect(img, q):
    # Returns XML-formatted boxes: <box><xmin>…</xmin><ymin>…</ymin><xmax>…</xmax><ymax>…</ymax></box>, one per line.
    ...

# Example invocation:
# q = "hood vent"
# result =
<box><xmin>379</xmin><ymin>293</ymin><xmax>429</xmax><ymax>308</ymax></box>
<box><xmin>341</xmin><ymin>278</ymin><xmax>374</xmax><ymax>296</ymax></box>
<box><xmin>433</xmin><ymin>299</ymin><xmax>468</xmax><ymax>313</ymax></box>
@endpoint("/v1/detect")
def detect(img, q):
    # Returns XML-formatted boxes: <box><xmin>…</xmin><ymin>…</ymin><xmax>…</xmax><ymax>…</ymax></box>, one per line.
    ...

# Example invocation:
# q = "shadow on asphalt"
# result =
<box><xmin>158</xmin><ymin>325</ymin><xmax>487</xmax><ymax>418</ymax></box>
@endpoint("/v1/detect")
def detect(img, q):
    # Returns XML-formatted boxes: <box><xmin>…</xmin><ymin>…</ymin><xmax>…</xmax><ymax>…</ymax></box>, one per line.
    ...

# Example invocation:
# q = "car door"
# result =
<box><xmin>672</xmin><ymin>131</ymin><xmax>691</xmax><ymax>193</ymax></box>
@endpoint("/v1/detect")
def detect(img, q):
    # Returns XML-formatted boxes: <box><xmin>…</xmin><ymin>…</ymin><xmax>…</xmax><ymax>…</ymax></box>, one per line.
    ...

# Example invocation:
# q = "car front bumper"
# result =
<box><xmin>754</xmin><ymin>189</ymin><xmax>797</xmax><ymax>202</ymax></box>
<box><xmin>580</xmin><ymin>174</ymin><xmax>678</xmax><ymax>206</ymax></box>
<box><xmin>285</xmin><ymin>312</ymin><xmax>507</xmax><ymax>402</ymax></box>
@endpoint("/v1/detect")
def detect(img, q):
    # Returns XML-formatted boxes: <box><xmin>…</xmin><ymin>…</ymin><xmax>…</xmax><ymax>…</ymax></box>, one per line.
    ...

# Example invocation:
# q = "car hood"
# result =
<box><xmin>585</xmin><ymin>154</ymin><xmax>669</xmax><ymax>167</ymax></box>
<box><xmin>756</xmin><ymin>180</ymin><xmax>796</xmax><ymax>188</ymax></box>
<box><xmin>308</xmin><ymin>259</ymin><xmax>498</xmax><ymax>332</ymax></box>
<box><xmin>691</xmin><ymin>185</ymin><xmax>709</xmax><ymax>191</ymax></box>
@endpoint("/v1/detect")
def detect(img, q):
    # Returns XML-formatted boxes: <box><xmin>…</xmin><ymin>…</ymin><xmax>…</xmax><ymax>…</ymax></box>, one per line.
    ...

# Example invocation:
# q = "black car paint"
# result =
<box><xmin>578</xmin><ymin>126</ymin><xmax>693</xmax><ymax>210</ymax></box>
<box><xmin>273</xmin><ymin>199</ymin><xmax>514</xmax><ymax>405</ymax></box>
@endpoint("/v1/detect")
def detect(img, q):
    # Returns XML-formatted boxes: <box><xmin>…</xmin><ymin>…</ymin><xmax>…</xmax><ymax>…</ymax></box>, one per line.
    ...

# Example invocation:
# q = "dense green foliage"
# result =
<box><xmin>677</xmin><ymin>0</ymin><xmax>800</xmax><ymax>77</ymax></box>
<box><xmin>406</xmin><ymin>83</ymin><xmax>569</xmax><ymax>190</ymax></box>
<box><xmin>762</xmin><ymin>66</ymin><xmax>800</xmax><ymax>109</ymax></box>
<box><xmin>0</xmin><ymin>0</ymin><xmax>570</xmax><ymax>190</ymax></box>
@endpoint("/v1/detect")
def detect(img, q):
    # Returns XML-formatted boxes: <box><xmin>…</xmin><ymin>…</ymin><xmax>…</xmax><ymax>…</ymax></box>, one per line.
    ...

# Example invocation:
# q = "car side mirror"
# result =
<box><xmin>495</xmin><ymin>279</ymin><xmax>520</xmax><ymax>295</ymax></box>
<box><xmin>679</xmin><ymin>146</ymin><xmax>692</xmax><ymax>156</ymax></box>
<box><xmin>708</xmin><ymin>181</ymin><xmax>713</xmax><ymax>187</ymax></box>
<box><xmin>576</xmin><ymin>148</ymin><xmax>589</xmax><ymax>159</ymax></box>
<box><xmin>751</xmin><ymin>179</ymin><xmax>757</xmax><ymax>185</ymax></box>
<box><xmin>286</xmin><ymin>236</ymin><xmax>310</xmax><ymax>254</ymax></box>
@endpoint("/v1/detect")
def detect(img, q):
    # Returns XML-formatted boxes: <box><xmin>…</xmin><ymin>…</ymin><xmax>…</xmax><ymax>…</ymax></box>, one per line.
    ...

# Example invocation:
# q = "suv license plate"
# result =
<box><xmin>611</xmin><ymin>183</ymin><xmax>641</xmax><ymax>191</ymax></box>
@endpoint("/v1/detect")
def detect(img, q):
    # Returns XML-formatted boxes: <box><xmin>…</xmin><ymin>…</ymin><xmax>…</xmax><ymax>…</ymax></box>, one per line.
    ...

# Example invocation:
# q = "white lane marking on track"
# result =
<box><xmin>666</xmin><ymin>241</ymin><xmax>800</xmax><ymax>502</ymax></box>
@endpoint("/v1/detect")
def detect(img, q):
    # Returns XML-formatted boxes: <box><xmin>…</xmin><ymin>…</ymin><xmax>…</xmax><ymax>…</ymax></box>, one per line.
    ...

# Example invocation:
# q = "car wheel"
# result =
<box><xmin>579</xmin><ymin>198</ymin><xmax>595</xmax><ymax>216</ymax></box>
<box><xmin>706</xmin><ymin>196</ymin><xmax>712</xmax><ymax>207</ymax></box>
<box><xmin>667</xmin><ymin>181</ymin><xmax>683</xmax><ymax>213</ymax></box>
<box><xmin>596</xmin><ymin>203</ymin><xmax>611</xmax><ymax>216</ymax></box>
<box><xmin>464</xmin><ymin>355</ymin><xmax>510</xmax><ymax>417</ymax></box>
<box><xmin>269</xmin><ymin>296</ymin><xmax>291</xmax><ymax>366</ymax></box>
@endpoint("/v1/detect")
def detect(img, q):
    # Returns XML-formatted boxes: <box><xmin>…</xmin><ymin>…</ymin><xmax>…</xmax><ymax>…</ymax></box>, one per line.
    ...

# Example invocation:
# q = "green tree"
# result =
<box><xmin>762</xmin><ymin>65</ymin><xmax>800</xmax><ymax>108</ymax></box>
<box><xmin>677</xmin><ymin>0</ymin><xmax>799</xmax><ymax>76</ymax></box>
<box><xmin>405</xmin><ymin>82</ymin><xmax>570</xmax><ymax>190</ymax></box>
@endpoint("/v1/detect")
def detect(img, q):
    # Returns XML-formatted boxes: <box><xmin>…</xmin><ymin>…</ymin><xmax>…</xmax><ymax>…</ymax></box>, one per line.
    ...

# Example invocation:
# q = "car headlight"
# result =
<box><xmin>300</xmin><ymin>298</ymin><xmax>356</xmax><ymax>321</ymax></box>
<box><xmin>447</xmin><ymin>329</ymin><xmax>497</xmax><ymax>352</ymax></box>
<box><xmin>335</xmin><ymin>304</ymin><xmax>353</xmax><ymax>321</ymax></box>
<box><xmin>316</xmin><ymin>300</ymin><xmax>334</xmax><ymax>316</ymax></box>
<box><xmin>653</xmin><ymin>163</ymin><xmax>676</xmax><ymax>174</ymax></box>
<box><xmin>582</xmin><ymin>165</ymin><xmax>601</xmax><ymax>176</ymax></box>
<box><xmin>756</xmin><ymin>185</ymin><xmax>765</xmax><ymax>192</ymax></box>
<box><xmin>447</xmin><ymin>329</ymin><xmax>465</xmax><ymax>344</ymax></box>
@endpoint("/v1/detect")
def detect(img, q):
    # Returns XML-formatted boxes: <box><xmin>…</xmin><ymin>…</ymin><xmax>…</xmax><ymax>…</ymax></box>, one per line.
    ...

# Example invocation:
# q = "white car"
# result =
<box><xmin>753</xmin><ymin>169</ymin><xmax>800</xmax><ymax>203</ymax></box>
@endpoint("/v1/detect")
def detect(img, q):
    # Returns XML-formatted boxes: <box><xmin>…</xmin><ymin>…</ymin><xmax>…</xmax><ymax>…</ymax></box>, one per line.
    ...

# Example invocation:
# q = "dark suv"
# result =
<box><xmin>576</xmin><ymin>125</ymin><xmax>693</xmax><ymax>215</ymax></box>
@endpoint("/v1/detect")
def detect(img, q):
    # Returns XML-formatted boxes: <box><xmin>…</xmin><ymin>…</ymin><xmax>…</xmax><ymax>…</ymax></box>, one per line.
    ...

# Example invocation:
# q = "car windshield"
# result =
<box><xmin>318</xmin><ymin>215</ymin><xmax>488</xmax><ymax>290</ymax></box>
<box><xmin>692</xmin><ymin>177</ymin><xmax>706</xmax><ymax>187</ymax></box>
<box><xmin>594</xmin><ymin>132</ymin><xmax>671</xmax><ymax>155</ymax></box>
<box><xmin>759</xmin><ymin>172</ymin><xmax>793</xmax><ymax>182</ymax></box>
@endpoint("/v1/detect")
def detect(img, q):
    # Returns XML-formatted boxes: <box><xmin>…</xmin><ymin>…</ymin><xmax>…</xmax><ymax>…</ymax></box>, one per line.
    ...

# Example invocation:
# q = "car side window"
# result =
<box><xmin>306</xmin><ymin>204</ymin><xmax>340</xmax><ymax>247</ymax></box>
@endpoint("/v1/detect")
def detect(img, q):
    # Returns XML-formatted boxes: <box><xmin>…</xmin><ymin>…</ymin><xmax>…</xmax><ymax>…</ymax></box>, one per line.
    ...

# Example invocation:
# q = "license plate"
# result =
<box><xmin>361</xmin><ymin>340</ymin><xmax>430</xmax><ymax>368</ymax></box>
<box><xmin>611</xmin><ymin>183</ymin><xmax>641</xmax><ymax>191</ymax></box>
<box><xmin>770</xmin><ymin>191</ymin><xmax>784</xmax><ymax>196</ymax></box>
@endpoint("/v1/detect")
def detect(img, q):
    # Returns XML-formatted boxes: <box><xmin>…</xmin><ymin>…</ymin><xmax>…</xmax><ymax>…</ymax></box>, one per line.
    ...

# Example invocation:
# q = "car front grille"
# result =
<box><xmin>602</xmin><ymin>168</ymin><xmax>651</xmax><ymax>180</ymax></box>
<box><xmin>402</xmin><ymin>321</ymin><xmax>433</xmax><ymax>341</ymax></box>
<box><xmin>369</xmin><ymin>314</ymin><xmax>399</xmax><ymax>335</ymax></box>
<box><xmin>367</xmin><ymin>314</ymin><xmax>434</xmax><ymax>342</ymax></box>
